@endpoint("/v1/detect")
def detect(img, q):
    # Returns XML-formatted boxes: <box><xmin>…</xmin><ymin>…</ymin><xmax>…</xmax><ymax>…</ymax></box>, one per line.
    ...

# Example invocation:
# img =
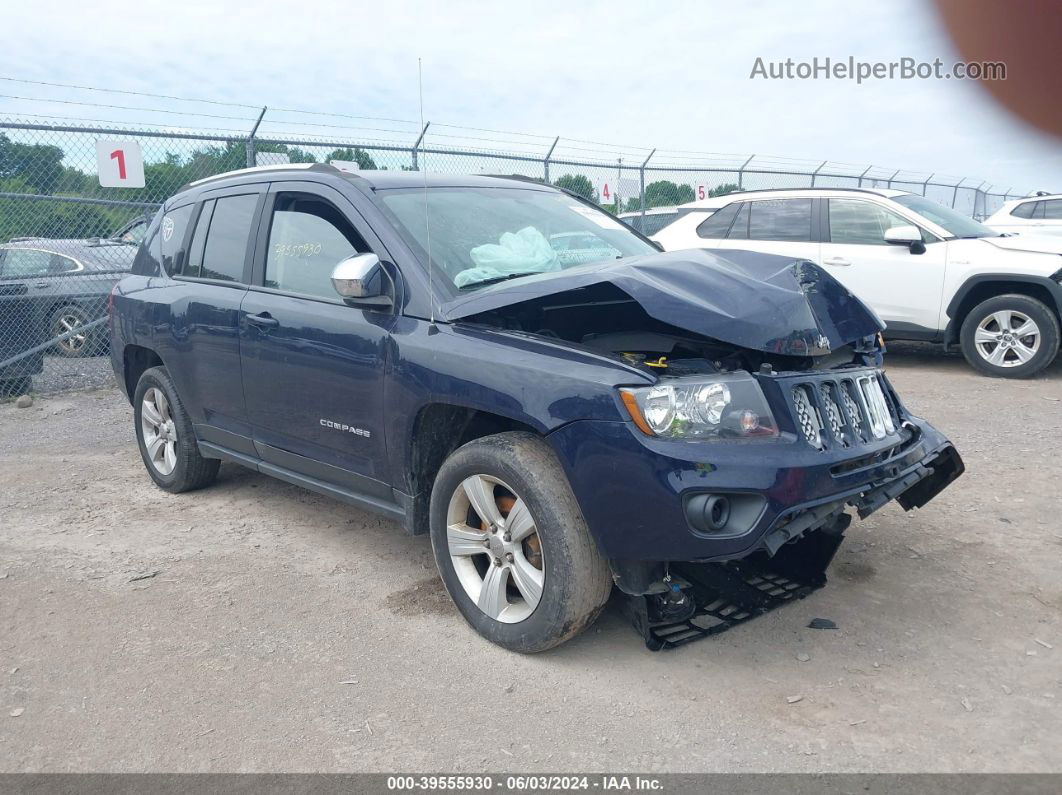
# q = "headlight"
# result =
<box><xmin>620</xmin><ymin>373</ymin><xmax>777</xmax><ymax>439</ymax></box>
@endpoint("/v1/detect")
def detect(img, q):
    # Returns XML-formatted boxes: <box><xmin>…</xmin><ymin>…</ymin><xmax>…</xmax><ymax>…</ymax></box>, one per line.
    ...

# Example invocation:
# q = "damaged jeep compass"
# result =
<box><xmin>110</xmin><ymin>165</ymin><xmax>964</xmax><ymax>652</ymax></box>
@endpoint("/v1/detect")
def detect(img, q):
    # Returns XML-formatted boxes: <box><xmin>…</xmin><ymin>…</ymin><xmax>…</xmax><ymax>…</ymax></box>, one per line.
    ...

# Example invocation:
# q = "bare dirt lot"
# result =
<box><xmin>1</xmin><ymin>346</ymin><xmax>1060</xmax><ymax>773</ymax></box>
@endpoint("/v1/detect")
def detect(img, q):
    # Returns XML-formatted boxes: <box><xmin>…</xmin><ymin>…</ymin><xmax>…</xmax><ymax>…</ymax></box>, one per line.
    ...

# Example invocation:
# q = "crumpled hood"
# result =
<box><xmin>442</xmin><ymin>248</ymin><xmax>883</xmax><ymax>357</ymax></box>
<box><xmin>980</xmin><ymin>235</ymin><xmax>1062</xmax><ymax>255</ymax></box>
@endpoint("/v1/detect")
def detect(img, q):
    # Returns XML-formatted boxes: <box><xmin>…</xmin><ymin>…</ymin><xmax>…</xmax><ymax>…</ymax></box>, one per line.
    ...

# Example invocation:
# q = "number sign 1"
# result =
<box><xmin>96</xmin><ymin>140</ymin><xmax>145</xmax><ymax>188</ymax></box>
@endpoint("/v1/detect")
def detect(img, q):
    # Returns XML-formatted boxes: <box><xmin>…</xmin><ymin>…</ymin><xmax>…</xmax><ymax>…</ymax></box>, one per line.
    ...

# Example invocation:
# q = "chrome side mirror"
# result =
<box><xmin>332</xmin><ymin>253</ymin><xmax>388</xmax><ymax>302</ymax></box>
<box><xmin>883</xmin><ymin>225</ymin><xmax>926</xmax><ymax>255</ymax></box>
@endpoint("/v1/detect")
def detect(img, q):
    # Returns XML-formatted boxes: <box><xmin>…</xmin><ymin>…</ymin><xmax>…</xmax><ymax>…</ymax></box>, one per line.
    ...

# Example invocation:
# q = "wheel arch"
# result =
<box><xmin>44</xmin><ymin>293</ymin><xmax>108</xmax><ymax>322</ymax></box>
<box><xmin>944</xmin><ymin>274</ymin><xmax>1062</xmax><ymax>346</ymax></box>
<box><xmin>122</xmin><ymin>344</ymin><xmax>165</xmax><ymax>405</ymax></box>
<box><xmin>46</xmin><ymin>299</ymin><xmax>84</xmax><ymax>318</ymax></box>
<box><xmin>404</xmin><ymin>402</ymin><xmax>543</xmax><ymax>536</ymax></box>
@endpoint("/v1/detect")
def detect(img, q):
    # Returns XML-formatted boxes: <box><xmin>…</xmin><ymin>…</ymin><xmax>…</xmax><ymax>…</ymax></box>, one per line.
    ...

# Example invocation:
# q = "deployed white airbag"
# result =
<box><xmin>455</xmin><ymin>226</ymin><xmax>560</xmax><ymax>287</ymax></box>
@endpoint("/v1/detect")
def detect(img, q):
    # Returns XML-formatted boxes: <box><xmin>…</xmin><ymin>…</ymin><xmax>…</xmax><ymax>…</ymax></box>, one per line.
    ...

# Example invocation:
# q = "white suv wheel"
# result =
<box><xmin>974</xmin><ymin>310</ymin><xmax>1041</xmax><ymax>368</ymax></box>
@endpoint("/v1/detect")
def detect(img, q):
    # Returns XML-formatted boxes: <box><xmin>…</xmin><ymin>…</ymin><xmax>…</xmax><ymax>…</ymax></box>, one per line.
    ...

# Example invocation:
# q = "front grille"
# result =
<box><xmin>789</xmin><ymin>370</ymin><xmax>899</xmax><ymax>451</ymax></box>
<box><xmin>838</xmin><ymin>381</ymin><xmax>868</xmax><ymax>443</ymax></box>
<box><xmin>858</xmin><ymin>374</ymin><xmax>896</xmax><ymax>437</ymax></box>
<box><xmin>818</xmin><ymin>383</ymin><xmax>849</xmax><ymax>448</ymax></box>
<box><xmin>792</xmin><ymin>385</ymin><xmax>824</xmax><ymax>449</ymax></box>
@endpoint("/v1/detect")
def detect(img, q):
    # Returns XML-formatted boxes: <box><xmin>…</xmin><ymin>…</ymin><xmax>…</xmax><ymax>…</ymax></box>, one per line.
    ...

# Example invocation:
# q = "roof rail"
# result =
<box><xmin>702</xmin><ymin>186</ymin><xmax>900</xmax><ymax>197</ymax></box>
<box><xmin>487</xmin><ymin>174</ymin><xmax>549</xmax><ymax>186</ymax></box>
<box><xmin>177</xmin><ymin>162</ymin><xmax>343</xmax><ymax>194</ymax></box>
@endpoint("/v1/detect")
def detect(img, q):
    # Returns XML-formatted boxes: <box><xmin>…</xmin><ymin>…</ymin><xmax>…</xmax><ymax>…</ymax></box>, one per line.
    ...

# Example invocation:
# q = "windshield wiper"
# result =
<box><xmin>460</xmin><ymin>270</ymin><xmax>545</xmax><ymax>289</ymax></box>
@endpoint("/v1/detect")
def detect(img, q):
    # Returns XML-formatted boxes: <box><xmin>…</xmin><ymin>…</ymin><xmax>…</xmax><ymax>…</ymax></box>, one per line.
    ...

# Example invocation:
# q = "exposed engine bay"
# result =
<box><xmin>461</xmin><ymin>281</ymin><xmax>880</xmax><ymax>376</ymax></box>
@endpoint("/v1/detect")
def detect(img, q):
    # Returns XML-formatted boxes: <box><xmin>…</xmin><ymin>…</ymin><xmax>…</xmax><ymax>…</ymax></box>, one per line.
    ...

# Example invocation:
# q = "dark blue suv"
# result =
<box><xmin>109</xmin><ymin>164</ymin><xmax>963</xmax><ymax>651</ymax></box>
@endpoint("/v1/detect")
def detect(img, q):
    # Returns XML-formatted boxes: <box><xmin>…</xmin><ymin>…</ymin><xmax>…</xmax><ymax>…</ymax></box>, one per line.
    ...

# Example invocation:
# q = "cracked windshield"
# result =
<box><xmin>379</xmin><ymin>186</ymin><xmax>658</xmax><ymax>291</ymax></box>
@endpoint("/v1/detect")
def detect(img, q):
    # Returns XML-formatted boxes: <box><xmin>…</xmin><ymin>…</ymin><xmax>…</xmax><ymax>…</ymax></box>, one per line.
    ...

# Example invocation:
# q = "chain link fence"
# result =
<box><xmin>0</xmin><ymin>116</ymin><xmax>1027</xmax><ymax>397</ymax></box>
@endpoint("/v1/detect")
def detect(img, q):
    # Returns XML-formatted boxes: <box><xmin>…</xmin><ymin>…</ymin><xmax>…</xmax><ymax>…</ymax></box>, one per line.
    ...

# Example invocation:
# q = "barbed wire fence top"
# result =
<box><xmin>0</xmin><ymin>81</ymin><xmax>1031</xmax><ymax>396</ymax></box>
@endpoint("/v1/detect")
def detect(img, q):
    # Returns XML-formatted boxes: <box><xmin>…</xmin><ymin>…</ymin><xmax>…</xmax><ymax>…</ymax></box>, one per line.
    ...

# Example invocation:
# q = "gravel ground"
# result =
<box><xmin>27</xmin><ymin>354</ymin><xmax>114</xmax><ymax>396</ymax></box>
<box><xmin>1</xmin><ymin>346</ymin><xmax>1060</xmax><ymax>773</ymax></box>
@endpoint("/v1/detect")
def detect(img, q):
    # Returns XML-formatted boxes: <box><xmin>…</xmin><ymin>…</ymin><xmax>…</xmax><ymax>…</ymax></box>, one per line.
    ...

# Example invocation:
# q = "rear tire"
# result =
<box><xmin>429</xmin><ymin>432</ymin><xmax>612</xmax><ymax>653</ymax></box>
<box><xmin>960</xmin><ymin>294</ymin><xmax>1059</xmax><ymax>378</ymax></box>
<box><xmin>133</xmin><ymin>366</ymin><xmax>219</xmax><ymax>493</ymax></box>
<box><xmin>49</xmin><ymin>305</ymin><xmax>100</xmax><ymax>358</ymax></box>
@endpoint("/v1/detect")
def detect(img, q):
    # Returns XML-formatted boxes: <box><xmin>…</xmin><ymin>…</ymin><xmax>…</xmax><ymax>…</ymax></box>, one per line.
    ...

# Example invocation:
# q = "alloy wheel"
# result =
<box><xmin>140</xmin><ymin>387</ymin><xmax>178</xmax><ymax>475</ymax></box>
<box><xmin>974</xmin><ymin>310</ymin><xmax>1041</xmax><ymax>368</ymax></box>
<box><xmin>445</xmin><ymin>474</ymin><xmax>545</xmax><ymax>623</ymax></box>
<box><xmin>55</xmin><ymin>313</ymin><xmax>88</xmax><ymax>355</ymax></box>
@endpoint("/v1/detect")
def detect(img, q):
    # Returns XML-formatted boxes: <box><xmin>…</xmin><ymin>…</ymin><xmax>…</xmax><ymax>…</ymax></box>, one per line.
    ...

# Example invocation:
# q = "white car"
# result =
<box><xmin>617</xmin><ymin>206</ymin><xmax>691</xmax><ymax>236</ymax></box>
<box><xmin>985</xmin><ymin>193</ymin><xmax>1062</xmax><ymax>237</ymax></box>
<box><xmin>653</xmin><ymin>188</ymin><xmax>1062</xmax><ymax>378</ymax></box>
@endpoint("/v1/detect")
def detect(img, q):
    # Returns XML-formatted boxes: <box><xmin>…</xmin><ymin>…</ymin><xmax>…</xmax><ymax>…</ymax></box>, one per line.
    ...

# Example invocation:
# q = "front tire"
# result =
<box><xmin>960</xmin><ymin>294</ymin><xmax>1060</xmax><ymax>378</ymax></box>
<box><xmin>429</xmin><ymin>432</ymin><xmax>613</xmax><ymax>653</ymax></box>
<box><xmin>133</xmin><ymin>366</ymin><xmax>219</xmax><ymax>493</ymax></box>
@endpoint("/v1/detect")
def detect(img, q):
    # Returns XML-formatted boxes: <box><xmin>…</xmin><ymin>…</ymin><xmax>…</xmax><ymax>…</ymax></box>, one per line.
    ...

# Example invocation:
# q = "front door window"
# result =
<box><xmin>264</xmin><ymin>194</ymin><xmax>369</xmax><ymax>299</ymax></box>
<box><xmin>829</xmin><ymin>199</ymin><xmax>915</xmax><ymax>245</ymax></box>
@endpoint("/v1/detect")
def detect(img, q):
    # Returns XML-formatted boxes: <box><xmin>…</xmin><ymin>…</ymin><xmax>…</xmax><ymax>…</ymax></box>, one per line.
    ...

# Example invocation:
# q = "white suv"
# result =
<box><xmin>653</xmin><ymin>188</ymin><xmax>1062</xmax><ymax>378</ymax></box>
<box><xmin>985</xmin><ymin>193</ymin><xmax>1062</xmax><ymax>237</ymax></box>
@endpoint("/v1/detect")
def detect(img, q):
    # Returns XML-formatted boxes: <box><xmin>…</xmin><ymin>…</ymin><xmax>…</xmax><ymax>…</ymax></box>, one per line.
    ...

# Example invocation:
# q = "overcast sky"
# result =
<box><xmin>2</xmin><ymin>0</ymin><xmax>1060</xmax><ymax>193</ymax></box>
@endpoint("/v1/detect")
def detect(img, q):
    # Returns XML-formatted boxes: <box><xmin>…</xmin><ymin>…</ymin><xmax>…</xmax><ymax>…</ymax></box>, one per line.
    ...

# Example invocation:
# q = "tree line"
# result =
<box><xmin>552</xmin><ymin>173</ymin><xmax>739</xmax><ymax>213</ymax></box>
<box><xmin>0</xmin><ymin>135</ymin><xmax>380</xmax><ymax>242</ymax></box>
<box><xmin>0</xmin><ymin>132</ymin><xmax>739</xmax><ymax>243</ymax></box>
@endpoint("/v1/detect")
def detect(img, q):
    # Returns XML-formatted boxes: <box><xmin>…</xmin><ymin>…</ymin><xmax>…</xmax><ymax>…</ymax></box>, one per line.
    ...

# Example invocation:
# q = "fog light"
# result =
<box><xmin>687</xmin><ymin>494</ymin><xmax>731</xmax><ymax>532</ymax></box>
<box><xmin>704</xmin><ymin>495</ymin><xmax>731</xmax><ymax>530</ymax></box>
<box><xmin>684</xmin><ymin>492</ymin><xmax>768</xmax><ymax>537</ymax></box>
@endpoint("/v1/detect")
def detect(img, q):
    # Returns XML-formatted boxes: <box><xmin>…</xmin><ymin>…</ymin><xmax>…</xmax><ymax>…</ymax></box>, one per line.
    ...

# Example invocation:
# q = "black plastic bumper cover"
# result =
<box><xmin>627</xmin><ymin>515</ymin><xmax>850</xmax><ymax>650</ymax></box>
<box><xmin>895</xmin><ymin>444</ymin><xmax>965</xmax><ymax>511</ymax></box>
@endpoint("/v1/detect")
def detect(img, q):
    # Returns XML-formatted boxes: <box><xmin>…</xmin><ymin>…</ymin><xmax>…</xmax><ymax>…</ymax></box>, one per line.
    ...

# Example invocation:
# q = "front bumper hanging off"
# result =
<box><xmin>626</xmin><ymin>443</ymin><xmax>964</xmax><ymax>650</ymax></box>
<box><xmin>625</xmin><ymin>514</ymin><xmax>849</xmax><ymax>650</ymax></box>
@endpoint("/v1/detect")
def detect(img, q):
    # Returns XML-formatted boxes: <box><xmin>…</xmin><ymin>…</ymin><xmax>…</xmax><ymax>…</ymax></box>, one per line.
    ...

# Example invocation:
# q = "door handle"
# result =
<box><xmin>35</xmin><ymin>282</ymin><xmax>50</xmax><ymax>288</ymax></box>
<box><xmin>245</xmin><ymin>312</ymin><xmax>279</xmax><ymax>329</ymax></box>
<box><xmin>823</xmin><ymin>257</ymin><xmax>851</xmax><ymax>267</ymax></box>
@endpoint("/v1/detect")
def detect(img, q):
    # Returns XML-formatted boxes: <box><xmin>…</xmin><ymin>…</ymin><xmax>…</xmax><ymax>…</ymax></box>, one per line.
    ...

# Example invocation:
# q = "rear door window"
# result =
<box><xmin>0</xmin><ymin>249</ymin><xmax>59</xmax><ymax>277</ymax></box>
<box><xmin>747</xmin><ymin>199</ymin><xmax>813</xmax><ymax>241</ymax></box>
<box><xmin>728</xmin><ymin>202</ymin><xmax>751</xmax><ymax>239</ymax></box>
<box><xmin>1010</xmin><ymin>201</ymin><xmax>1038</xmax><ymax>219</ymax></box>
<box><xmin>48</xmin><ymin>254</ymin><xmax>80</xmax><ymax>274</ymax></box>
<box><xmin>181</xmin><ymin>200</ymin><xmax>215</xmax><ymax>278</ymax></box>
<box><xmin>696</xmin><ymin>203</ymin><xmax>740</xmax><ymax>239</ymax></box>
<box><xmin>1043</xmin><ymin>200</ymin><xmax>1062</xmax><ymax>220</ymax></box>
<box><xmin>641</xmin><ymin>212</ymin><xmax>678</xmax><ymax>236</ymax></box>
<box><xmin>200</xmin><ymin>194</ymin><xmax>259</xmax><ymax>283</ymax></box>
